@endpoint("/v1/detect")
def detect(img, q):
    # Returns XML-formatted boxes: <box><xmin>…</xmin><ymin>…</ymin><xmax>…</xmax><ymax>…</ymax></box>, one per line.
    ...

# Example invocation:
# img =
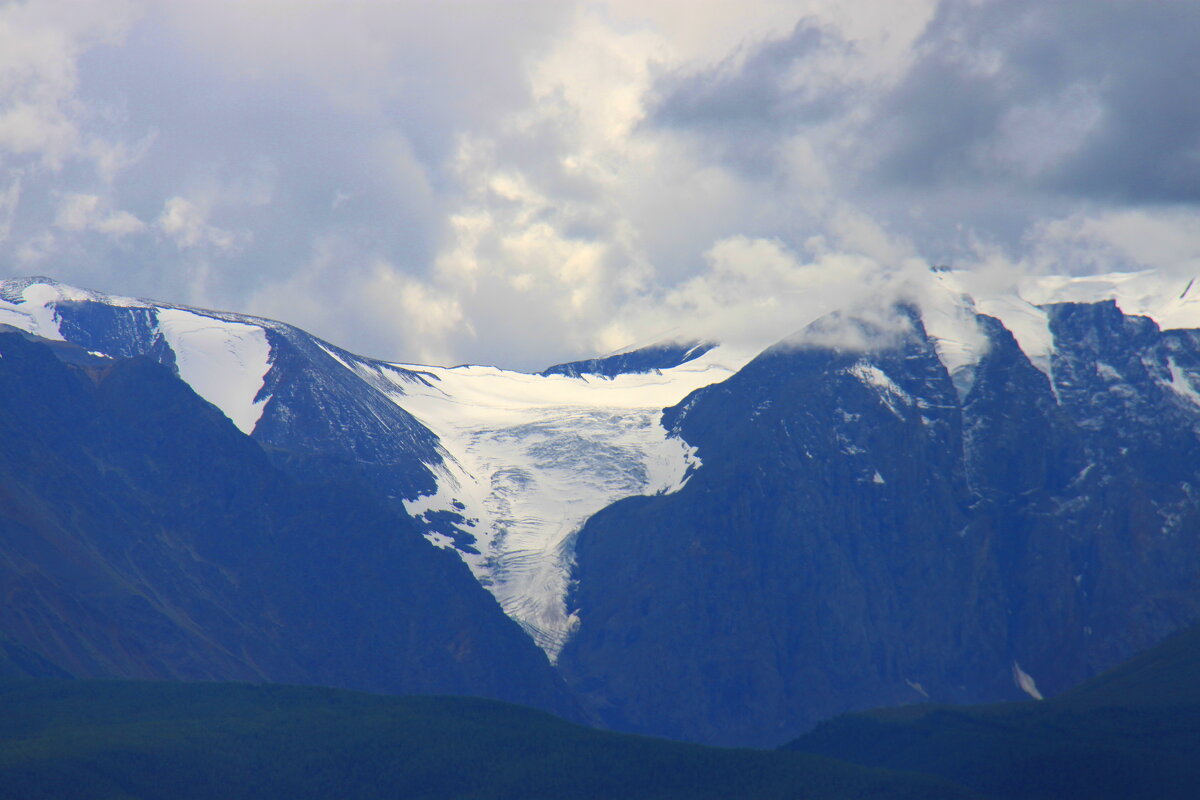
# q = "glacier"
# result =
<box><xmin>4</xmin><ymin>268</ymin><xmax>1199</xmax><ymax>659</ymax></box>
<box><xmin>387</xmin><ymin>352</ymin><xmax>749</xmax><ymax>659</ymax></box>
<box><xmin>156</xmin><ymin>309</ymin><xmax>273</xmax><ymax>435</ymax></box>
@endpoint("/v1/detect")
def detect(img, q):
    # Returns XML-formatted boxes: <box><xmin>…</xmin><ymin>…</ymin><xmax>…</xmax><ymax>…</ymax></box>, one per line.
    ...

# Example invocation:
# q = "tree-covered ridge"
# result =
<box><xmin>786</xmin><ymin>622</ymin><xmax>1200</xmax><ymax>799</ymax></box>
<box><xmin>0</xmin><ymin>680</ymin><xmax>973</xmax><ymax>800</ymax></box>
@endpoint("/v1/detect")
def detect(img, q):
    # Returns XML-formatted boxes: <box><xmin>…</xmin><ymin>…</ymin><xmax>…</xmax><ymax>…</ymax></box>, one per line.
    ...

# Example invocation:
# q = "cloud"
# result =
<box><xmin>1030</xmin><ymin>209</ymin><xmax>1200</xmax><ymax>277</ymax></box>
<box><xmin>0</xmin><ymin>175</ymin><xmax>19</xmax><ymax>242</ymax></box>
<box><xmin>647</xmin><ymin>23</ymin><xmax>848</xmax><ymax>180</ymax></box>
<box><xmin>0</xmin><ymin>0</ymin><xmax>140</xmax><ymax>169</ymax></box>
<box><xmin>645</xmin><ymin>0</ymin><xmax>1200</xmax><ymax>268</ymax></box>
<box><xmin>0</xmin><ymin>0</ymin><xmax>1197</xmax><ymax>371</ymax></box>
<box><xmin>867</xmin><ymin>0</ymin><xmax>1200</xmax><ymax>205</ymax></box>
<box><xmin>598</xmin><ymin>233</ymin><xmax>931</xmax><ymax>357</ymax></box>
<box><xmin>55</xmin><ymin>193</ymin><xmax>144</xmax><ymax>236</ymax></box>
<box><xmin>156</xmin><ymin>197</ymin><xmax>234</xmax><ymax>250</ymax></box>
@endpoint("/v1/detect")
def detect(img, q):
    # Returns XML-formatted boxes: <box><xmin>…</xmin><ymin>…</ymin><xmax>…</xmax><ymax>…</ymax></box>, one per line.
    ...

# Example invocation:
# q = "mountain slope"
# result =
<box><xmin>7</xmin><ymin>271</ymin><xmax>1200</xmax><ymax>749</ymax></box>
<box><xmin>786</xmin><ymin>621</ymin><xmax>1200</xmax><ymax>799</ymax></box>
<box><xmin>556</xmin><ymin>296</ymin><xmax>1200</xmax><ymax>745</ymax></box>
<box><xmin>0</xmin><ymin>277</ymin><xmax>745</xmax><ymax>657</ymax></box>
<box><xmin>1056</xmin><ymin>619</ymin><xmax>1200</xmax><ymax>710</ymax></box>
<box><xmin>1</xmin><ymin>277</ymin><xmax>443</xmax><ymax>501</ymax></box>
<box><xmin>0</xmin><ymin>329</ymin><xmax>576</xmax><ymax>716</ymax></box>
<box><xmin>540</xmin><ymin>340</ymin><xmax>715</xmax><ymax>378</ymax></box>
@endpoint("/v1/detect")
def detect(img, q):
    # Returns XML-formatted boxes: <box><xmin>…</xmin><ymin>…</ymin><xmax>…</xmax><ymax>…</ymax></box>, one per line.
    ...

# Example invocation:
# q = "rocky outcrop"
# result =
<box><xmin>557</xmin><ymin>304</ymin><xmax>1200</xmax><ymax>745</ymax></box>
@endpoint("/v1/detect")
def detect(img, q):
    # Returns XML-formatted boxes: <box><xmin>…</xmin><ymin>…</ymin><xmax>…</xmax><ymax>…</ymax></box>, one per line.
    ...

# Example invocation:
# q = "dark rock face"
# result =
<box><xmin>52</xmin><ymin>296</ymin><xmax>443</xmax><ymax>501</ymax></box>
<box><xmin>249</xmin><ymin>331</ymin><xmax>441</xmax><ymax>501</ymax></box>
<box><xmin>0</xmin><ymin>332</ymin><xmax>577</xmax><ymax>718</ymax></box>
<box><xmin>9</xmin><ymin>277</ymin><xmax>1200</xmax><ymax>749</ymax></box>
<box><xmin>557</xmin><ymin>304</ymin><xmax>1200</xmax><ymax>746</ymax></box>
<box><xmin>541</xmin><ymin>341</ymin><xmax>715</xmax><ymax>378</ymax></box>
<box><xmin>0</xmin><ymin>635</ymin><xmax>72</xmax><ymax>679</ymax></box>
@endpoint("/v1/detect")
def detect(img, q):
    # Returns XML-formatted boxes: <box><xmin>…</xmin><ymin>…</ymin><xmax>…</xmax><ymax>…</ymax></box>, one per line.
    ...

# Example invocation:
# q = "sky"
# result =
<box><xmin>1</xmin><ymin>0</ymin><xmax>1198</xmax><ymax>370</ymax></box>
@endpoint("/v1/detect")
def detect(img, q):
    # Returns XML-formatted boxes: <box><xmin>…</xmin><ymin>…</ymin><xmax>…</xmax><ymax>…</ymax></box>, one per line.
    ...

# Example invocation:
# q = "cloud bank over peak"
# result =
<box><xmin>0</xmin><ymin>0</ymin><xmax>1197</xmax><ymax>369</ymax></box>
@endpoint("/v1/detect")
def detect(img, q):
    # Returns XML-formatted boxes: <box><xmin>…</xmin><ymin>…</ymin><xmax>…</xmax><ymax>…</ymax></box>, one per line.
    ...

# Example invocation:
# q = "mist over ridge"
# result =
<box><xmin>0</xmin><ymin>1</ymin><xmax>1197</xmax><ymax>370</ymax></box>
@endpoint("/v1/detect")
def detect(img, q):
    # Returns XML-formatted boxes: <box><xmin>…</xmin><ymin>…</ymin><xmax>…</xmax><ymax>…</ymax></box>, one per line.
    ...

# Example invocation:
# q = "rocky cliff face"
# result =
<box><xmin>0</xmin><ymin>329</ymin><xmax>577</xmax><ymax>718</ymax></box>
<box><xmin>44</xmin><ymin>287</ymin><xmax>443</xmax><ymax>502</ymax></box>
<box><xmin>557</xmin><ymin>302</ymin><xmax>1200</xmax><ymax>746</ymax></box>
<box><xmin>5</xmin><ymin>274</ymin><xmax>1200</xmax><ymax>748</ymax></box>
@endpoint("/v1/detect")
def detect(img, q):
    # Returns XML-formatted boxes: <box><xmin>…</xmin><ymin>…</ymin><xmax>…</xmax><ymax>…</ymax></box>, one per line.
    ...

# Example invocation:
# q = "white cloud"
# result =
<box><xmin>598</xmin><ymin>234</ymin><xmax>930</xmax><ymax>357</ymax></box>
<box><xmin>1030</xmin><ymin>209</ymin><xmax>1200</xmax><ymax>277</ymax></box>
<box><xmin>384</xmin><ymin>1</ymin><xmax>947</xmax><ymax>367</ymax></box>
<box><xmin>0</xmin><ymin>0</ymin><xmax>140</xmax><ymax>169</ymax></box>
<box><xmin>0</xmin><ymin>175</ymin><xmax>19</xmax><ymax>242</ymax></box>
<box><xmin>157</xmin><ymin>196</ymin><xmax>235</xmax><ymax>250</ymax></box>
<box><xmin>55</xmin><ymin>192</ymin><xmax>144</xmax><ymax>236</ymax></box>
<box><xmin>0</xmin><ymin>0</ymin><xmax>1196</xmax><ymax>371</ymax></box>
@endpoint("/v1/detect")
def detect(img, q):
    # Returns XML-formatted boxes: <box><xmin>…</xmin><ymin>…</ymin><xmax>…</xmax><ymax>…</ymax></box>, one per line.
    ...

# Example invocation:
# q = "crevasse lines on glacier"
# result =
<box><xmin>14</xmin><ymin>272</ymin><xmax>1200</xmax><ymax>659</ymax></box>
<box><xmin>388</xmin><ymin>354</ymin><xmax>746</xmax><ymax>660</ymax></box>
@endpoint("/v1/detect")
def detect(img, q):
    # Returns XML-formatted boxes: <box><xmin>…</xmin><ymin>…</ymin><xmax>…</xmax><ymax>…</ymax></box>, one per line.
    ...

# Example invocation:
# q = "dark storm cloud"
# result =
<box><xmin>1047</xmin><ymin>4</ymin><xmax>1200</xmax><ymax>204</ymax></box>
<box><xmin>5</xmin><ymin>0</ymin><xmax>1196</xmax><ymax>368</ymax></box>
<box><xmin>875</xmin><ymin>0</ymin><xmax>1200</xmax><ymax>205</ymax></box>
<box><xmin>648</xmin><ymin>0</ymin><xmax>1200</xmax><ymax>206</ymax></box>
<box><xmin>646</xmin><ymin>21</ymin><xmax>852</xmax><ymax>177</ymax></box>
<box><xmin>651</xmin><ymin>23</ymin><xmax>842</xmax><ymax>129</ymax></box>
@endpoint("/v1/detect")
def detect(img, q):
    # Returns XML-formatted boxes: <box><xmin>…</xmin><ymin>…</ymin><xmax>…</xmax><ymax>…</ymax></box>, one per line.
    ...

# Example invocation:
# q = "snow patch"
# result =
<box><xmin>918</xmin><ymin>272</ymin><xmax>991</xmax><ymax>387</ymax></box>
<box><xmin>973</xmin><ymin>294</ymin><xmax>1055</xmax><ymax>379</ymax></box>
<box><xmin>849</xmin><ymin>361</ymin><xmax>911</xmax><ymax>418</ymax></box>
<box><xmin>393</xmin><ymin>346</ymin><xmax>748</xmax><ymax>660</ymax></box>
<box><xmin>1012</xmin><ymin>661</ymin><xmax>1044</xmax><ymax>700</ymax></box>
<box><xmin>316</xmin><ymin>342</ymin><xmax>357</xmax><ymax>373</ymax></box>
<box><xmin>0</xmin><ymin>279</ymin><xmax>155</xmax><ymax>343</ymax></box>
<box><xmin>1165</xmin><ymin>358</ymin><xmax>1200</xmax><ymax>407</ymax></box>
<box><xmin>1022</xmin><ymin>271</ymin><xmax>1200</xmax><ymax>330</ymax></box>
<box><xmin>0</xmin><ymin>284</ymin><xmax>67</xmax><ymax>340</ymax></box>
<box><xmin>156</xmin><ymin>309</ymin><xmax>273</xmax><ymax>434</ymax></box>
<box><xmin>1095</xmin><ymin>362</ymin><xmax>1122</xmax><ymax>382</ymax></box>
<box><xmin>924</xmin><ymin>269</ymin><xmax>1200</xmax><ymax>388</ymax></box>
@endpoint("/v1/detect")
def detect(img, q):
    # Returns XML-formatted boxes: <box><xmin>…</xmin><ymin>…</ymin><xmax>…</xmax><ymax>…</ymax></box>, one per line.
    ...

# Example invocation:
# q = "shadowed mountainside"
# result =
<box><xmin>0</xmin><ymin>679</ymin><xmax>977</xmax><ymax>800</ymax></box>
<box><xmin>786</xmin><ymin>622</ymin><xmax>1200</xmax><ymax>799</ymax></box>
<box><xmin>558</xmin><ymin>304</ymin><xmax>1200</xmax><ymax>745</ymax></box>
<box><xmin>0</xmin><ymin>329</ymin><xmax>576</xmax><ymax>718</ymax></box>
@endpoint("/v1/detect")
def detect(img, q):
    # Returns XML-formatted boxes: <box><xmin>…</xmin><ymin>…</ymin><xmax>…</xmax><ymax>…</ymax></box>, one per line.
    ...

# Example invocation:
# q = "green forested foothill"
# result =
<box><xmin>0</xmin><ymin>680</ymin><xmax>974</xmax><ymax>800</ymax></box>
<box><xmin>786</xmin><ymin>623</ymin><xmax>1200</xmax><ymax>800</ymax></box>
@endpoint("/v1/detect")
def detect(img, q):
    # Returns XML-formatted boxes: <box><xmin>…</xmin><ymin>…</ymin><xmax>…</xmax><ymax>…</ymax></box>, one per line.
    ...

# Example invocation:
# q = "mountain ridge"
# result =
<box><xmin>785</xmin><ymin>620</ymin><xmax>1200</xmax><ymax>799</ymax></box>
<box><xmin>0</xmin><ymin>329</ymin><xmax>579</xmax><ymax>718</ymax></box>
<box><xmin>4</xmin><ymin>271</ymin><xmax>1200</xmax><ymax>746</ymax></box>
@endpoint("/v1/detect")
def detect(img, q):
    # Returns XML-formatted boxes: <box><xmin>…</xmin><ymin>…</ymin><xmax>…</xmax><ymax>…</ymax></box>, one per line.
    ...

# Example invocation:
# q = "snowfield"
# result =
<box><xmin>157</xmin><ymin>309</ymin><xmax>273</xmax><ymax>435</ymax></box>
<box><xmin>3</xmin><ymin>269</ymin><xmax>1198</xmax><ymax>657</ymax></box>
<box><xmin>380</xmin><ymin>350</ymin><xmax>750</xmax><ymax>659</ymax></box>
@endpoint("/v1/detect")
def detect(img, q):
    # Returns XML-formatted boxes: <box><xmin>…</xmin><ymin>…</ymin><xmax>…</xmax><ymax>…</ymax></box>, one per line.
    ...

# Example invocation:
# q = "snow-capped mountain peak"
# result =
<box><xmin>0</xmin><ymin>276</ymin><xmax>750</xmax><ymax>658</ymax></box>
<box><xmin>1</xmin><ymin>278</ymin><xmax>273</xmax><ymax>434</ymax></box>
<box><xmin>9</xmin><ymin>270</ymin><xmax>1199</xmax><ymax>666</ymax></box>
<box><xmin>391</xmin><ymin>350</ymin><xmax>747</xmax><ymax>658</ymax></box>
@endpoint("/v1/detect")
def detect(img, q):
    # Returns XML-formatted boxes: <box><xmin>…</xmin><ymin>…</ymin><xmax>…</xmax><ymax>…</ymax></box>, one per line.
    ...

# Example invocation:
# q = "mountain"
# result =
<box><xmin>541</xmin><ymin>340</ymin><xmax>716</xmax><ymax>378</ymax></box>
<box><xmin>4</xmin><ymin>271</ymin><xmax>1200</xmax><ymax>747</ymax></box>
<box><xmin>555</xmin><ymin>272</ymin><xmax>1200</xmax><ymax>744</ymax></box>
<box><xmin>1</xmin><ymin>277</ymin><xmax>443</xmax><ymax>501</ymax></box>
<box><xmin>0</xmin><ymin>679</ymin><xmax>976</xmax><ymax>800</ymax></box>
<box><xmin>0</xmin><ymin>327</ymin><xmax>576</xmax><ymax>716</ymax></box>
<box><xmin>0</xmin><ymin>277</ymin><xmax>742</xmax><ymax>659</ymax></box>
<box><xmin>785</xmin><ymin>621</ymin><xmax>1200</xmax><ymax>799</ymax></box>
<box><xmin>1058</xmin><ymin>614</ymin><xmax>1200</xmax><ymax>709</ymax></box>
